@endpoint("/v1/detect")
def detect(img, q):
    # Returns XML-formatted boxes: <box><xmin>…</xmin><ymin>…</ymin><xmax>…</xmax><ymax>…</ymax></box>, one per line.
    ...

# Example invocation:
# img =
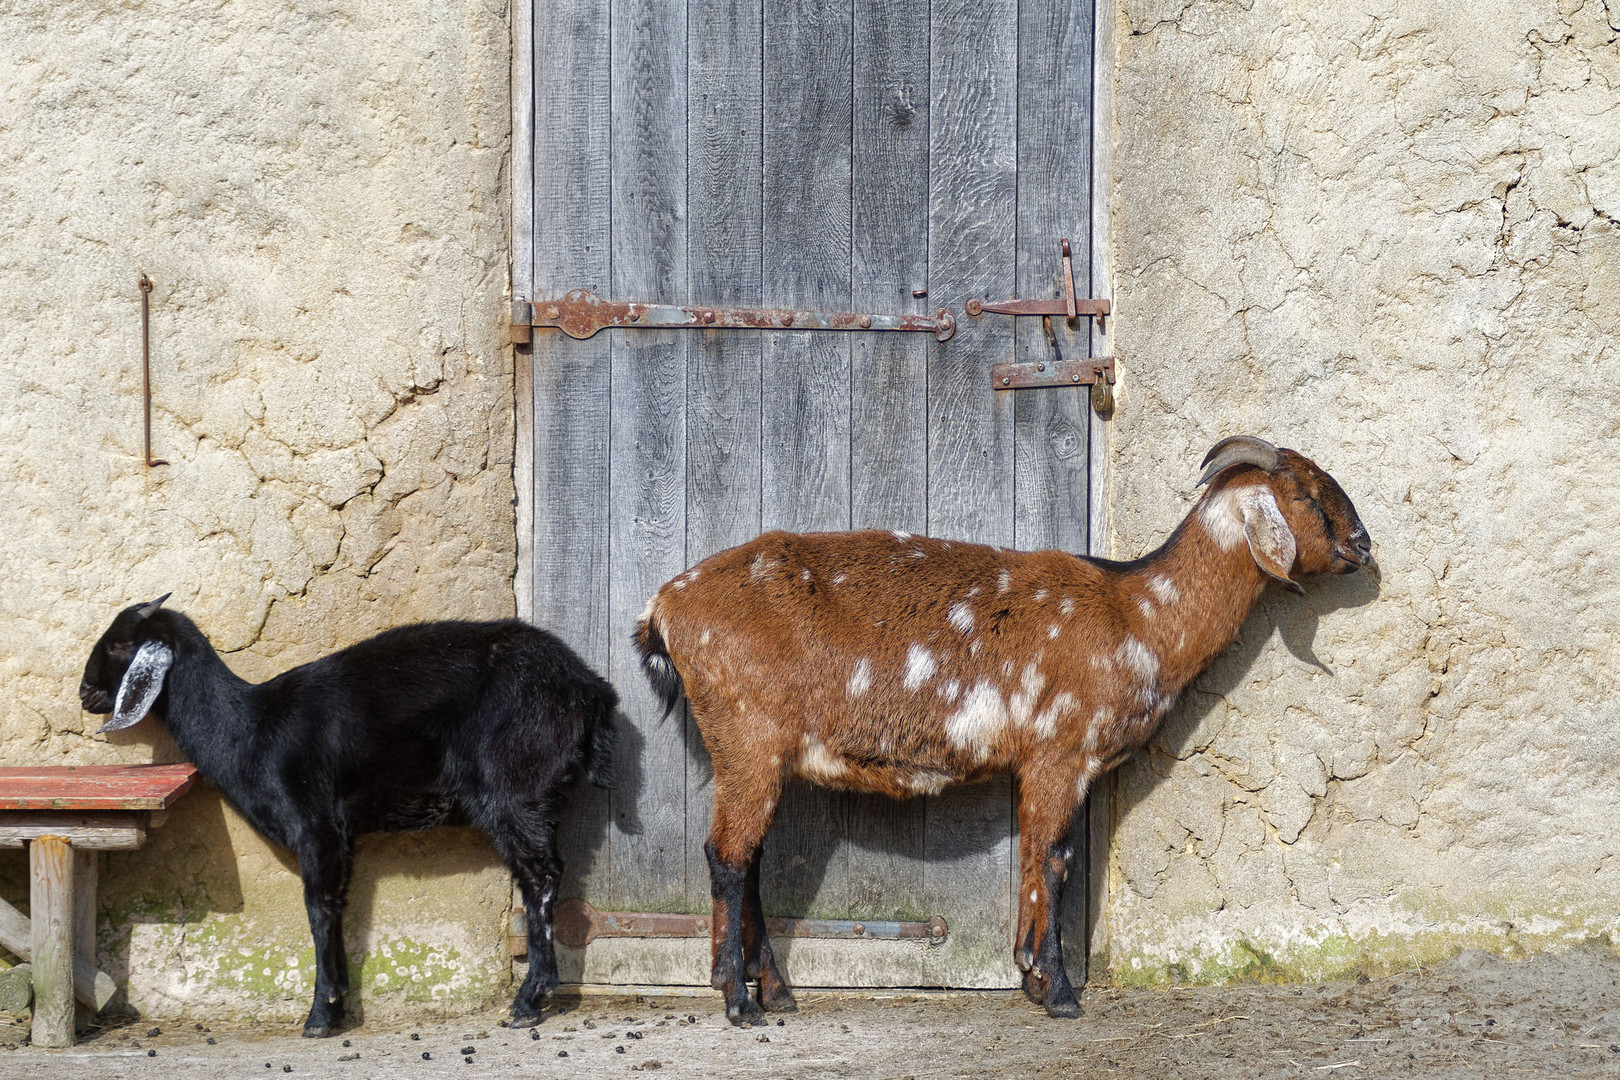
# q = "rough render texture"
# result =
<box><xmin>0</xmin><ymin>0</ymin><xmax>517</xmax><ymax>1019</ymax></box>
<box><xmin>1104</xmin><ymin>0</ymin><xmax>1619</xmax><ymax>983</ymax></box>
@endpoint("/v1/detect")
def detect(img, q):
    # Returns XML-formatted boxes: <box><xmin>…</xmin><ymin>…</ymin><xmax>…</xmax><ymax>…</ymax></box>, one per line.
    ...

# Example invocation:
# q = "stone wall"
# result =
<box><xmin>0</xmin><ymin>0</ymin><xmax>516</xmax><ymax>1019</ymax></box>
<box><xmin>1104</xmin><ymin>0</ymin><xmax>1620</xmax><ymax>982</ymax></box>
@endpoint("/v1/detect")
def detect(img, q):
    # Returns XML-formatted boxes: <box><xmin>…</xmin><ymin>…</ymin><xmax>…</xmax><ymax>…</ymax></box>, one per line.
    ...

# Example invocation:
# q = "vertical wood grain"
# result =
<box><xmin>532</xmin><ymin>0</ymin><xmax>614</xmax><ymax>904</ymax></box>
<box><xmin>847</xmin><ymin>0</ymin><xmax>930</xmax><ymax>922</ymax></box>
<box><xmin>29</xmin><ymin>836</ymin><xmax>74</xmax><ymax>1047</ymax></box>
<box><xmin>686</xmin><ymin>0</ymin><xmax>765</xmax><ymax>910</ymax></box>
<box><xmin>924</xmin><ymin>0</ymin><xmax>1020</xmax><ymax>985</ymax></box>
<box><xmin>608</xmin><ymin>0</ymin><xmax>689</xmax><ymax>911</ymax></box>
<box><xmin>760</xmin><ymin>0</ymin><xmax>854</xmax><ymax>920</ymax></box>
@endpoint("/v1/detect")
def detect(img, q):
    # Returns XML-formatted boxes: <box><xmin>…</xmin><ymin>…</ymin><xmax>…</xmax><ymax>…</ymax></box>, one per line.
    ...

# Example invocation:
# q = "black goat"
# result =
<box><xmin>79</xmin><ymin>596</ymin><xmax>617</xmax><ymax>1036</ymax></box>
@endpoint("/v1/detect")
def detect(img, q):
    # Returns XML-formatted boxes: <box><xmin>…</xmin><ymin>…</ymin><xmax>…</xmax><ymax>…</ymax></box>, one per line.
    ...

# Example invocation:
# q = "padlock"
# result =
<box><xmin>1090</xmin><ymin>365</ymin><xmax>1114</xmax><ymax>415</ymax></box>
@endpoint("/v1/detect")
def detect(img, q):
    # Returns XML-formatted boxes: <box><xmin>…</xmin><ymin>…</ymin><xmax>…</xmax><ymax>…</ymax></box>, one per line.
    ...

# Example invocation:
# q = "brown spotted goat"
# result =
<box><xmin>634</xmin><ymin>436</ymin><xmax>1373</xmax><ymax>1024</ymax></box>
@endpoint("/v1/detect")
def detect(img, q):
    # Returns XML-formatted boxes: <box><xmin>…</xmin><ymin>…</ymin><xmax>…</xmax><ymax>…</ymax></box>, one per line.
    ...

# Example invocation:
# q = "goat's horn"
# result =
<box><xmin>1198</xmin><ymin>436</ymin><xmax>1279</xmax><ymax>486</ymax></box>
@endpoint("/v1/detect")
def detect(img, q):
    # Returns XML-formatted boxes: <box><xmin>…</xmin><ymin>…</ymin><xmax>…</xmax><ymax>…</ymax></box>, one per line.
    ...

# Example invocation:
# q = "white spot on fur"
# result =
<box><xmin>699</xmin><ymin>629</ymin><xmax>712</xmax><ymax>647</ymax></box>
<box><xmin>893</xmin><ymin>530</ymin><xmax>912</xmax><ymax>541</ymax></box>
<box><xmin>1119</xmin><ymin>636</ymin><xmax>1160</xmax><ymax>683</ymax></box>
<box><xmin>847</xmin><ymin>658</ymin><xmax>873</xmax><ymax>698</ymax></box>
<box><xmin>1047</xmin><ymin>623</ymin><xmax>1061</xmax><ymax>639</ymax></box>
<box><xmin>904</xmin><ymin>645</ymin><xmax>937</xmax><ymax>691</ymax></box>
<box><xmin>909</xmin><ymin>548</ymin><xmax>927</xmax><ymax>559</ymax></box>
<box><xmin>750</xmin><ymin>553</ymin><xmax>778</xmax><ymax>581</ymax></box>
<box><xmin>801</xmin><ymin>568</ymin><xmax>812</xmax><ymax>581</ymax></box>
<box><xmin>1032</xmin><ymin>692</ymin><xmax>1080</xmax><ymax>739</ymax></box>
<box><xmin>906</xmin><ymin>771</ymin><xmax>954</xmax><ymax>796</ymax></box>
<box><xmin>638</xmin><ymin>592</ymin><xmax>659</xmax><ymax>625</ymax></box>
<box><xmin>1009</xmin><ymin>663</ymin><xmax>1046</xmax><ymax>728</ymax></box>
<box><xmin>1148</xmin><ymin>576</ymin><xmax>1180</xmax><ymax>605</ymax></box>
<box><xmin>948</xmin><ymin>603</ymin><xmax>975</xmax><ymax>634</ymax></box>
<box><xmin>997</xmin><ymin>569</ymin><xmax>1012</xmax><ymax>594</ymax></box>
<box><xmin>943</xmin><ymin>681</ymin><xmax>1009</xmax><ymax>757</ymax></box>
<box><xmin>968</xmin><ymin>638</ymin><xmax>983</xmax><ymax>657</ymax></box>
<box><xmin>967</xmin><ymin>586</ymin><xmax>982</xmax><ymax>597</ymax></box>
<box><xmin>1137</xmin><ymin>597</ymin><xmax>1155</xmax><ymax>620</ymax></box>
<box><xmin>938</xmin><ymin>678</ymin><xmax>962</xmax><ymax>703</ymax></box>
<box><xmin>833</xmin><ymin>573</ymin><xmax>847</xmax><ymax>585</ymax></box>
<box><xmin>1033</xmin><ymin>588</ymin><xmax>1048</xmax><ymax>602</ymax></box>
<box><xmin>1198</xmin><ymin>485</ymin><xmax>1254</xmax><ymax>551</ymax></box>
<box><xmin>1091</xmin><ymin>654</ymin><xmax>1116</xmax><ymax>672</ymax></box>
<box><xmin>1083</xmin><ymin>709</ymin><xmax>1112</xmax><ymax>753</ymax></box>
<box><xmin>797</xmin><ymin>737</ymin><xmax>848</xmax><ymax>782</ymax></box>
<box><xmin>1059</xmin><ymin>597</ymin><xmax>1076</xmax><ymax>616</ymax></box>
<box><xmin>1030</xmin><ymin>890</ymin><xmax>1038</xmax><ymax>904</ymax></box>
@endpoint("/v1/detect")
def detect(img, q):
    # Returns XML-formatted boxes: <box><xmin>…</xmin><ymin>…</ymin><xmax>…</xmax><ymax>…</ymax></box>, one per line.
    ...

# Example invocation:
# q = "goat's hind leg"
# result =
<box><xmin>743</xmin><ymin>850</ymin><xmax>795</xmax><ymax>1012</ymax></box>
<box><xmin>1015</xmin><ymin>779</ymin><xmax>1085</xmax><ymax>1019</ymax></box>
<box><xmin>705</xmin><ymin>767</ymin><xmax>784</xmax><ymax>1026</ymax></box>
<box><xmin>298</xmin><ymin>831</ymin><xmax>355</xmax><ymax>1038</ymax></box>
<box><xmin>489</xmin><ymin>812</ymin><xmax>563</xmax><ymax>1027</ymax></box>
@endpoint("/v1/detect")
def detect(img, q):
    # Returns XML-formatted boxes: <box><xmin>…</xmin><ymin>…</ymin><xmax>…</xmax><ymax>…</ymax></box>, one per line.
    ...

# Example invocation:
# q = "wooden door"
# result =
<box><xmin>517</xmin><ymin>0</ymin><xmax>1098</xmax><ymax>988</ymax></box>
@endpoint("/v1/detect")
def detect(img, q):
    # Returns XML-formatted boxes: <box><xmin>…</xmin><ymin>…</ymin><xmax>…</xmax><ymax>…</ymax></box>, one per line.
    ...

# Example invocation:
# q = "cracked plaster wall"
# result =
<box><xmin>1104</xmin><ymin>0</ymin><xmax>1620</xmax><ymax>982</ymax></box>
<box><xmin>0</xmin><ymin>0</ymin><xmax>518</xmax><ymax>1019</ymax></box>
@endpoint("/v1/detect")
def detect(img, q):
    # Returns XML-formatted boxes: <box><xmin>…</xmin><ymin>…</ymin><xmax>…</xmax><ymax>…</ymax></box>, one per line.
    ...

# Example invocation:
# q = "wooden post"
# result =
<box><xmin>29</xmin><ymin>836</ymin><xmax>75</xmax><ymax>1048</ymax></box>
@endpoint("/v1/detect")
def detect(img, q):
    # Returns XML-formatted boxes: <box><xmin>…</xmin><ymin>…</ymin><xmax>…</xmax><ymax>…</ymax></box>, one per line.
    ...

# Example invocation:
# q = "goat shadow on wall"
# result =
<box><xmin>1119</xmin><ymin>569</ymin><xmax>1383</xmax><ymax>818</ymax></box>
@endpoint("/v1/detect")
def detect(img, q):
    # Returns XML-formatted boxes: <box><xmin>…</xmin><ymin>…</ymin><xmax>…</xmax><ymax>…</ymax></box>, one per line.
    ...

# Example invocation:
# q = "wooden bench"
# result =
<box><xmin>0</xmin><ymin>764</ymin><xmax>198</xmax><ymax>1048</ymax></box>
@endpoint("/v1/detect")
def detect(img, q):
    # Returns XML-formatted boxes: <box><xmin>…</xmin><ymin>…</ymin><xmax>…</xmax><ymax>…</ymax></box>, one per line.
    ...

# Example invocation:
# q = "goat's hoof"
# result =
<box><xmin>725</xmin><ymin>998</ymin><xmax>764</xmax><ymax>1026</ymax></box>
<box><xmin>302</xmin><ymin>1023</ymin><xmax>335</xmax><ymax>1039</ymax></box>
<box><xmin>759</xmin><ymin>985</ymin><xmax>797</xmax><ymax>1013</ymax></box>
<box><xmin>509</xmin><ymin>1010</ymin><xmax>544</xmax><ymax>1029</ymax></box>
<box><xmin>1043</xmin><ymin>987</ymin><xmax>1082</xmax><ymax>1019</ymax></box>
<box><xmin>1021</xmin><ymin>968</ymin><xmax>1046</xmax><ymax>1005</ymax></box>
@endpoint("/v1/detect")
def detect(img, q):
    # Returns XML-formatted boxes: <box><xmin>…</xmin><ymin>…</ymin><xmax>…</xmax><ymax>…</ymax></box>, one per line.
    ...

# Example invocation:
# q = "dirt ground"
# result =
<box><xmin>6</xmin><ymin>948</ymin><xmax>1620</xmax><ymax>1079</ymax></box>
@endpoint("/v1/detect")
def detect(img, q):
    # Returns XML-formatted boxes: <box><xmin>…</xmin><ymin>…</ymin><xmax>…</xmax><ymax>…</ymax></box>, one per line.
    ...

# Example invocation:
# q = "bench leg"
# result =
<box><xmin>29</xmin><ymin>835</ymin><xmax>75</xmax><ymax>1048</ymax></box>
<box><xmin>74</xmin><ymin>849</ymin><xmax>97</xmax><ymax>1027</ymax></box>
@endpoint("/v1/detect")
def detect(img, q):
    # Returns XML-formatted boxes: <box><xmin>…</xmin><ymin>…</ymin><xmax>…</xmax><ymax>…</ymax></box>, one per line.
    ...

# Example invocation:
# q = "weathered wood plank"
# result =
<box><xmin>0</xmin><ymin>893</ymin><xmax>118</xmax><ymax>1012</ymax></box>
<box><xmin>532</xmin><ymin>0</ymin><xmax>614</xmax><ymax>907</ymax></box>
<box><xmin>607</xmin><ymin>0</ymin><xmax>688</xmax><ymax>913</ymax></box>
<box><xmin>0</xmin><ymin>765</ymin><xmax>196</xmax><ymax>810</ymax></box>
<box><xmin>1014</xmin><ymin>0</ymin><xmax>1097</xmax><ymax>983</ymax></box>
<box><xmin>685</xmin><ymin>0</ymin><xmax>765</xmax><ymax>911</ymax></box>
<box><xmin>760</xmin><ymin>0</ymin><xmax>855</xmax><ymax>922</ymax></box>
<box><xmin>0</xmin><ymin>814</ymin><xmax>145</xmax><ymax>850</ymax></box>
<box><xmin>30</xmin><ymin>836</ymin><xmax>74</xmax><ymax>1047</ymax></box>
<box><xmin>924</xmin><ymin>0</ymin><xmax>1021</xmax><ymax>988</ymax></box>
<box><xmin>846</xmin><ymin>0</ymin><xmax>930</xmax><ymax>928</ymax></box>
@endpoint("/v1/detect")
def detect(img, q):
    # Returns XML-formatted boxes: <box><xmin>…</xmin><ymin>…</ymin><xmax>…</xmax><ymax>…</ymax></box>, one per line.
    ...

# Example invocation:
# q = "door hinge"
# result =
<box><xmin>512</xmin><ymin>289</ymin><xmax>956</xmax><ymax>342</ymax></box>
<box><xmin>966</xmin><ymin>239</ymin><xmax>1109</xmax><ymax>330</ymax></box>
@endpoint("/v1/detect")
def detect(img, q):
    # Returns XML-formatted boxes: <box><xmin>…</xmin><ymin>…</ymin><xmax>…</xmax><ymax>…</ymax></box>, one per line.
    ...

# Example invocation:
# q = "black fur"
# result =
<box><xmin>80</xmin><ymin>601</ymin><xmax>617</xmax><ymax>1037</ymax></box>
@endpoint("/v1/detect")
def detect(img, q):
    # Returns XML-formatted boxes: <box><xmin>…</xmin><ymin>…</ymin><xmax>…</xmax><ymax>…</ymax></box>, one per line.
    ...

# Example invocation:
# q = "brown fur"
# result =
<box><xmin>636</xmin><ymin>441</ymin><xmax>1372</xmax><ymax>1021</ymax></box>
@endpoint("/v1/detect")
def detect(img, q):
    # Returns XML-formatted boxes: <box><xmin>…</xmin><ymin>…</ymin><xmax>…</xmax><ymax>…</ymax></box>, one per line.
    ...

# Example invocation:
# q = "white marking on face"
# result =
<box><xmin>797</xmin><ymin>736</ymin><xmax>849</xmax><ymax>782</ymax></box>
<box><xmin>699</xmin><ymin>629</ymin><xmax>712</xmax><ymax>647</ymax></box>
<box><xmin>893</xmin><ymin>530</ymin><xmax>912</xmax><ymax>541</ymax></box>
<box><xmin>1047</xmin><ymin>623</ymin><xmax>1061</xmax><ymax>639</ymax></box>
<box><xmin>1008</xmin><ymin>663</ymin><xmax>1046</xmax><ymax>728</ymax></box>
<box><xmin>1059</xmin><ymin>597</ymin><xmax>1076</xmax><ymax>616</ymax></box>
<box><xmin>1148</xmin><ymin>576</ymin><xmax>1179</xmax><ymax>605</ymax></box>
<box><xmin>1119</xmin><ymin>635</ymin><xmax>1160</xmax><ymax>683</ymax></box>
<box><xmin>948</xmin><ymin>602</ymin><xmax>975</xmax><ymax>634</ymax></box>
<box><xmin>943</xmin><ymin>681</ymin><xmax>1009</xmax><ymax>757</ymax></box>
<box><xmin>1033</xmin><ymin>588</ymin><xmax>1048</xmax><ymax>602</ymax></box>
<box><xmin>997</xmin><ymin>569</ymin><xmax>1012</xmax><ymax>594</ymax></box>
<box><xmin>1032</xmin><ymin>692</ymin><xmax>1079</xmax><ymax>739</ymax></box>
<box><xmin>1198</xmin><ymin>485</ymin><xmax>1255</xmax><ymax>551</ymax></box>
<box><xmin>847</xmin><ymin>658</ymin><xmax>873</xmax><ymax>698</ymax></box>
<box><xmin>904</xmin><ymin>645</ymin><xmax>937</xmax><ymax>691</ymax></box>
<box><xmin>906</xmin><ymin>771</ymin><xmax>954</xmax><ymax>796</ymax></box>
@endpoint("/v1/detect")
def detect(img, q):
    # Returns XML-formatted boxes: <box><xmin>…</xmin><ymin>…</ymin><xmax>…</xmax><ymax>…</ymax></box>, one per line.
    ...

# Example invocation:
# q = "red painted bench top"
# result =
<box><xmin>0</xmin><ymin>764</ymin><xmax>199</xmax><ymax>811</ymax></box>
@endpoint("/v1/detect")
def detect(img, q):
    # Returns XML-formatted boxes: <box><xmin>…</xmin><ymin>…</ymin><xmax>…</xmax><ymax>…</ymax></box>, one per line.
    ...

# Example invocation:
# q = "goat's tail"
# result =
<box><xmin>632</xmin><ymin>605</ymin><xmax>684</xmax><ymax>720</ymax></box>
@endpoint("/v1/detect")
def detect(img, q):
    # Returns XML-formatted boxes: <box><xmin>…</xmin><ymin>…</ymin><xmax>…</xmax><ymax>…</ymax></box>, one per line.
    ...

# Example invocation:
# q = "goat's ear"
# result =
<box><xmin>1238</xmin><ymin>488</ymin><xmax>1305</xmax><ymax>595</ymax></box>
<box><xmin>135</xmin><ymin>593</ymin><xmax>172</xmax><ymax>620</ymax></box>
<box><xmin>100</xmin><ymin>640</ymin><xmax>174</xmax><ymax>733</ymax></box>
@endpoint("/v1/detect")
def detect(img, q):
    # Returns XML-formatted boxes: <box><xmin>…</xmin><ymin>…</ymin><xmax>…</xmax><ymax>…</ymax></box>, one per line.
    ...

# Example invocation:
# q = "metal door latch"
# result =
<box><xmin>510</xmin><ymin>289</ymin><xmax>956</xmax><ymax>343</ymax></box>
<box><xmin>965</xmin><ymin>239</ymin><xmax>1109</xmax><ymax>329</ymax></box>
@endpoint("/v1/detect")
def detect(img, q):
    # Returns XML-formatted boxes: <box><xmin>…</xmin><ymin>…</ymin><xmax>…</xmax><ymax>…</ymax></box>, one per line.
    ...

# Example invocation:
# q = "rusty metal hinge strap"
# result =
<box><xmin>514</xmin><ymin>289</ymin><xmax>956</xmax><ymax>342</ymax></box>
<box><xmin>992</xmin><ymin>355</ymin><xmax>1114</xmax><ymax>392</ymax></box>
<box><xmin>509</xmin><ymin>898</ymin><xmax>949</xmax><ymax>955</ymax></box>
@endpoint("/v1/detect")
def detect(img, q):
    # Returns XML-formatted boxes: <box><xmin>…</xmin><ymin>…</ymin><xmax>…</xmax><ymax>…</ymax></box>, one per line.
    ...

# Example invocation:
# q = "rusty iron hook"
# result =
<box><xmin>138</xmin><ymin>273</ymin><xmax>167</xmax><ymax>468</ymax></box>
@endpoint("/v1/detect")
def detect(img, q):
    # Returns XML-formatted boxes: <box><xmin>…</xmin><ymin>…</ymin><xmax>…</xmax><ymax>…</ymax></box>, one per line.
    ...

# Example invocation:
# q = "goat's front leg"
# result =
<box><xmin>297</xmin><ymin>831</ymin><xmax>355</xmax><ymax>1038</ymax></box>
<box><xmin>1015</xmin><ymin>774</ymin><xmax>1087</xmax><ymax>1019</ymax></box>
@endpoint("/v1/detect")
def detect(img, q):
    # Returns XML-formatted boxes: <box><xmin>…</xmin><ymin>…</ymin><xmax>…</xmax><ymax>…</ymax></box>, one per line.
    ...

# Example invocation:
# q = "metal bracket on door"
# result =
<box><xmin>965</xmin><ymin>239</ymin><xmax>1110</xmax><ymax>329</ymax></box>
<box><xmin>509</xmin><ymin>898</ymin><xmax>949</xmax><ymax>955</ymax></box>
<box><xmin>510</xmin><ymin>289</ymin><xmax>956</xmax><ymax>343</ymax></box>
